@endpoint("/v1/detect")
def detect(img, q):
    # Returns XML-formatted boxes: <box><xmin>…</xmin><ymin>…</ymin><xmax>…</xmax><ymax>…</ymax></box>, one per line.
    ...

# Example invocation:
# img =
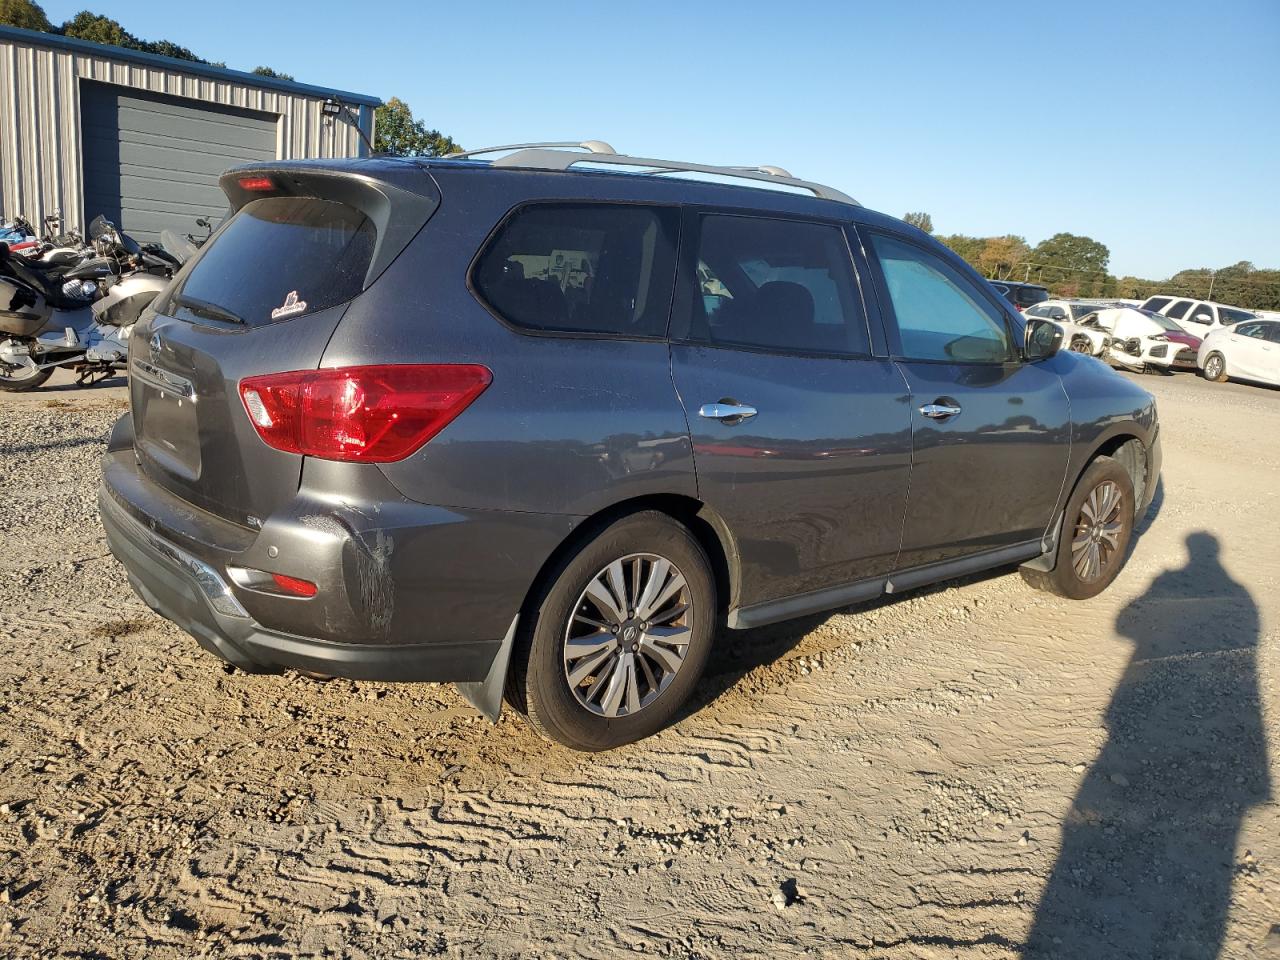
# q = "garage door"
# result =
<box><xmin>80</xmin><ymin>81</ymin><xmax>277</xmax><ymax>244</ymax></box>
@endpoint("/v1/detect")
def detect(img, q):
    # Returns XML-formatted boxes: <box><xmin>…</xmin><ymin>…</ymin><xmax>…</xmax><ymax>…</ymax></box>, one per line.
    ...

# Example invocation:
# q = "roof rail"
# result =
<box><xmin>444</xmin><ymin>141</ymin><xmax>858</xmax><ymax>205</ymax></box>
<box><xmin>445</xmin><ymin>140</ymin><xmax>617</xmax><ymax>160</ymax></box>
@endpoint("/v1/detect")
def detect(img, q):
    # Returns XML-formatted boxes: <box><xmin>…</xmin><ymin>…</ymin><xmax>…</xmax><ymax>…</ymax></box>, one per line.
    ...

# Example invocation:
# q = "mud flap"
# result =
<box><xmin>1021</xmin><ymin>510</ymin><xmax>1065</xmax><ymax>573</ymax></box>
<box><xmin>455</xmin><ymin>615</ymin><xmax>519</xmax><ymax>722</ymax></box>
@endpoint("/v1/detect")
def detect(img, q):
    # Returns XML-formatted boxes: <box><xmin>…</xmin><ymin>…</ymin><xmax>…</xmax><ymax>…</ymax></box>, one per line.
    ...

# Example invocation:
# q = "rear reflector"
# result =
<box><xmin>271</xmin><ymin>573</ymin><xmax>318</xmax><ymax>597</ymax></box>
<box><xmin>239</xmin><ymin>364</ymin><xmax>492</xmax><ymax>462</ymax></box>
<box><xmin>237</xmin><ymin>176</ymin><xmax>275</xmax><ymax>192</ymax></box>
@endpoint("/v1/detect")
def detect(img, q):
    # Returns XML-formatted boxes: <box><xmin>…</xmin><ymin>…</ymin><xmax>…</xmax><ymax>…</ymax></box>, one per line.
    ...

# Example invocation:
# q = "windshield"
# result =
<box><xmin>1139</xmin><ymin>309</ymin><xmax>1187</xmax><ymax>332</ymax></box>
<box><xmin>1069</xmin><ymin>303</ymin><xmax>1096</xmax><ymax>320</ymax></box>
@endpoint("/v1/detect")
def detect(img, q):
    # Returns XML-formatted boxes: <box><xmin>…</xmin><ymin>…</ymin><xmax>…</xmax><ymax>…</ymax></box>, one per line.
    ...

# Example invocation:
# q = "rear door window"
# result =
<box><xmin>472</xmin><ymin>203</ymin><xmax>678</xmax><ymax>337</ymax></box>
<box><xmin>869</xmin><ymin>233</ymin><xmax>1015</xmax><ymax>364</ymax></box>
<box><xmin>1016</xmin><ymin>286</ymin><xmax>1050</xmax><ymax>307</ymax></box>
<box><xmin>166</xmin><ymin>197</ymin><xmax>375</xmax><ymax>327</ymax></box>
<box><xmin>685</xmin><ymin>214</ymin><xmax>870</xmax><ymax>356</ymax></box>
<box><xmin>1219</xmin><ymin>306</ymin><xmax>1256</xmax><ymax>325</ymax></box>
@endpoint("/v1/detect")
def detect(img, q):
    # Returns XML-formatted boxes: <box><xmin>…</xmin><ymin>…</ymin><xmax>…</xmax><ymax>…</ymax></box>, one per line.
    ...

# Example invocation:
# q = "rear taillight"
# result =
<box><xmin>239</xmin><ymin>364</ymin><xmax>492</xmax><ymax>462</ymax></box>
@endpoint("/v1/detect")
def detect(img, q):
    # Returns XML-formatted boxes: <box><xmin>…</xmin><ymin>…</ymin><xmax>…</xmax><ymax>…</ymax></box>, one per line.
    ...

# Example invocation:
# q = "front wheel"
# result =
<box><xmin>1021</xmin><ymin>456</ymin><xmax>1135</xmax><ymax>600</ymax></box>
<box><xmin>1202</xmin><ymin>352</ymin><xmax>1227</xmax><ymax>382</ymax></box>
<box><xmin>1069</xmin><ymin>335</ymin><xmax>1093</xmax><ymax>354</ymax></box>
<box><xmin>507</xmin><ymin>512</ymin><xmax>716</xmax><ymax>751</ymax></box>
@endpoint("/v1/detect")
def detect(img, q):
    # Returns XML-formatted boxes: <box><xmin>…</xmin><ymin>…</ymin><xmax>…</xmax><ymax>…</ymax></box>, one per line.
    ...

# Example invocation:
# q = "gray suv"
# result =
<box><xmin>99</xmin><ymin>142</ymin><xmax>1161</xmax><ymax>751</ymax></box>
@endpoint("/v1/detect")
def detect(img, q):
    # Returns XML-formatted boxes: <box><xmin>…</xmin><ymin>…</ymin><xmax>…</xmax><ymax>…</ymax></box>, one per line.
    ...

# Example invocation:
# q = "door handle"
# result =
<box><xmin>699</xmin><ymin>401</ymin><xmax>757</xmax><ymax>423</ymax></box>
<box><xmin>919</xmin><ymin>401</ymin><xmax>962</xmax><ymax>420</ymax></box>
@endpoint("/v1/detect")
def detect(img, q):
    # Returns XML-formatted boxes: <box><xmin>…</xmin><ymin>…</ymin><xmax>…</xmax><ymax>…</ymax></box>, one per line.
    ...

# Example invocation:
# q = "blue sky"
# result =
<box><xmin>41</xmin><ymin>0</ymin><xmax>1279</xmax><ymax>278</ymax></box>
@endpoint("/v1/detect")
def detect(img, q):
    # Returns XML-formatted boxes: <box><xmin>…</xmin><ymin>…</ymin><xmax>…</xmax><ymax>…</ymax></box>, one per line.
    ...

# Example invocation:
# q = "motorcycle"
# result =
<box><xmin>0</xmin><ymin>216</ymin><xmax>174</xmax><ymax>391</ymax></box>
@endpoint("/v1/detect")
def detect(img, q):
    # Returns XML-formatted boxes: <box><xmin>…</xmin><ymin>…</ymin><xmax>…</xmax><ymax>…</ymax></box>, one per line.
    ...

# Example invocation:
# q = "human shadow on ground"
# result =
<box><xmin>1026</xmin><ymin>532</ymin><xmax>1270</xmax><ymax>958</ymax></box>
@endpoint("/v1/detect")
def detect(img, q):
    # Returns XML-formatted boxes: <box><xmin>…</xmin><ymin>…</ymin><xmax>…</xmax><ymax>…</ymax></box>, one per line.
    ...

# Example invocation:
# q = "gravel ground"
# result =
<box><xmin>0</xmin><ymin>369</ymin><xmax>1277</xmax><ymax>959</ymax></box>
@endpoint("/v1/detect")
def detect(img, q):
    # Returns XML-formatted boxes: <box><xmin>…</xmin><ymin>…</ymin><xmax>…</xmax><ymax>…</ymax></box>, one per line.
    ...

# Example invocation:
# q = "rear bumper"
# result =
<box><xmin>100</xmin><ymin>484</ymin><xmax>501</xmax><ymax>680</ymax></box>
<box><xmin>99</xmin><ymin>413</ymin><xmax>578</xmax><ymax>683</ymax></box>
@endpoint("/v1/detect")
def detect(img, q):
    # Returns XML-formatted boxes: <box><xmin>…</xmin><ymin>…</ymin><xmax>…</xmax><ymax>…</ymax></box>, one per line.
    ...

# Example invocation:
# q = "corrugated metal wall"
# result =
<box><xmin>0</xmin><ymin>36</ymin><xmax>375</xmax><ymax>234</ymax></box>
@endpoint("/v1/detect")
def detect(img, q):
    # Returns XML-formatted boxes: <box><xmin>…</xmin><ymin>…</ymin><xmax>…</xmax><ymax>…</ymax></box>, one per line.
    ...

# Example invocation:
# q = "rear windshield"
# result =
<box><xmin>165</xmin><ymin>197</ymin><xmax>375</xmax><ymax>327</ymax></box>
<box><xmin>1015</xmin><ymin>285</ymin><xmax>1050</xmax><ymax>306</ymax></box>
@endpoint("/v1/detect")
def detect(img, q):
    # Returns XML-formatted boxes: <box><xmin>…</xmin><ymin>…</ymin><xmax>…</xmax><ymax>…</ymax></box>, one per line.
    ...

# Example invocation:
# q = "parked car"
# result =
<box><xmin>98</xmin><ymin>142</ymin><xmax>1161</xmax><ymax>751</ymax></box>
<box><xmin>1087</xmin><ymin>306</ymin><xmax>1202</xmax><ymax>372</ymax></box>
<box><xmin>1198</xmin><ymin>318</ymin><xmax>1280</xmax><ymax>387</ymax></box>
<box><xmin>1024</xmin><ymin>300</ymin><xmax>1109</xmax><ymax>355</ymax></box>
<box><xmin>990</xmin><ymin>280</ymin><xmax>1050</xmax><ymax>312</ymax></box>
<box><xmin>1138</xmin><ymin>296</ymin><xmax>1257</xmax><ymax>335</ymax></box>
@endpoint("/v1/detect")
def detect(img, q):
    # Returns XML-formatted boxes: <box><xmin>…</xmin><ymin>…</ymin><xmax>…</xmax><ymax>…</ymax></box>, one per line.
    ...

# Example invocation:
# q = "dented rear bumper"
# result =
<box><xmin>99</xmin><ymin>413</ymin><xmax>577</xmax><ymax>687</ymax></box>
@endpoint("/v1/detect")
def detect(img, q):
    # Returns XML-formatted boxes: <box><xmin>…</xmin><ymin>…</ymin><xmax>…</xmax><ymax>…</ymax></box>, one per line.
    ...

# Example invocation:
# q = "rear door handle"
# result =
<box><xmin>919</xmin><ymin>401</ymin><xmax>962</xmax><ymax>420</ymax></box>
<box><xmin>699</xmin><ymin>401</ymin><xmax>757</xmax><ymax>423</ymax></box>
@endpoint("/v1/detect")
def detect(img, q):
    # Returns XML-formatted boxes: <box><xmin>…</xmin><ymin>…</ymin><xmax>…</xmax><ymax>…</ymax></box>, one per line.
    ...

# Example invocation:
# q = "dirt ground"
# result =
<box><xmin>0</xmin><ymin>366</ymin><xmax>1277</xmax><ymax>959</ymax></box>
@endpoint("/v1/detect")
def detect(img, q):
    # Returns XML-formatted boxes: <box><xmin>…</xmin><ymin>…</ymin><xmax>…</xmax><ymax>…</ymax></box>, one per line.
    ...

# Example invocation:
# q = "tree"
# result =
<box><xmin>374</xmin><ymin>97</ymin><xmax>461</xmax><ymax>157</ymax></box>
<box><xmin>937</xmin><ymin>234</ymin><xmax>986</xmax><ymax>268</ymax></box>
<box><xmin>1031</xmin><ymin>233</ymin><xmax>1110</xmax><ymax>277</ymax></box>
<box><xmin>976</xmin><ymin>235</ymin><xmax>1031</xmax><ymax>281</ymax></box>
<box><xmin>252</xmin><ymin>65</ymin><xmax>295</xmax><ymax>81</ymax></box>
<box><xmin>61</xmin><ymin>11</ymin><xmax>137</xmax><ymax>47</ymax></box>
<box><xmin>902</xmin><ymin>211</ymin><xmax>933</xmax><ymax>234</ymax></box>
<box><xmin>0</xmin><ymin>0</ymin><xmax>51</xmax><ymax>30</ymax></box>
<box><xmin>147</xmin><ymin>39</ymin><xmax>202</xmax><ymax>62</ymax></box>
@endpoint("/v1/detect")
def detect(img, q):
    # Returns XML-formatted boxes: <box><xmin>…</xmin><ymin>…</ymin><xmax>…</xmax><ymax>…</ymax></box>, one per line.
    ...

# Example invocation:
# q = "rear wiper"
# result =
<box><xmin>171</xmin><ymin>294</ymin><xmax>245</xmax><ymax>325</ymax></box>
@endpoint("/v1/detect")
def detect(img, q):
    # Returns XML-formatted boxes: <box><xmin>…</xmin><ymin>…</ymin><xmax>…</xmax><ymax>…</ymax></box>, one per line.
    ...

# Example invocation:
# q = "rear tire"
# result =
<box><xmin>1202</xmin><ymin>352</ymin><xmax>1228</xmax><ymax>382</ymax></box>
<box><xmin>1021</xmin><ymin>456</ymin><xmax>1135</xmax><ymax>600</ymax></box>
<box><xmin>507</xmin><ymin>511</ymin><xmax>716</xmax><ymax>751</ymax></box>
<box><xmin>0</xmin><ymin>344</ymin><xmax>52</xmax><ymax>391</ymax></box>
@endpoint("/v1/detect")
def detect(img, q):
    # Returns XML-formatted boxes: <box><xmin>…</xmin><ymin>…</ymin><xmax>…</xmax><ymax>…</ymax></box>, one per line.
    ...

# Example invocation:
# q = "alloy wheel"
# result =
<box><xmin>1205</xmin><ymin>356</ymin><xmax>1223</xmax><ymax>380</ymax></box>
<box><xmin>1070</xmin><ymin>337</ymin><xmax>1092</xmax><ymax>354</ymax></box>
<box><xmin>1071</xmin><ymin>480</ymin><xmax>1125</xmax><ymax>583</ymax></box>
<box><xmin>563</xmin><ymin>553</ymin><xmax>692</xmax><ymax>718</ymax></box>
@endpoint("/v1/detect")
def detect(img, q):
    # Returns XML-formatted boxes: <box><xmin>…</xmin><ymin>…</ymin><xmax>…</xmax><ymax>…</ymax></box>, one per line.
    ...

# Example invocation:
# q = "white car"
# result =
<box><xmin>1197</xmin><ymin>319</ymin><xmax>1280</xmax><ymax>387</ymax></box>
<box><xmin>1086</xmin><ymin>307</ymin><xmax>1203</xmax><ymax>372</ymax></box>
<box><xmin>1024</xmin><ymin>300</ymin><xmax>1112</xmax><ymax>355</ymax></box>
<box><xmin>1138</xmin><ymin>296</ymin><xmax>1258</xmax><ymax>336</ymax></box>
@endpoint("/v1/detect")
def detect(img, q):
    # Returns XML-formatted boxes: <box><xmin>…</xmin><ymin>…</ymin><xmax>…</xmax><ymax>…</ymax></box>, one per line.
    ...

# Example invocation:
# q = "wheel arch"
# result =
<box><xmin>518</xmin><ymin>493</ymin><xmax>739</xmax><ymax>624</ymax></box>
<box><xmin>1024</xmin><ymin>429</ymin><xmax>1150</xmax><ymax>573</ymax></box>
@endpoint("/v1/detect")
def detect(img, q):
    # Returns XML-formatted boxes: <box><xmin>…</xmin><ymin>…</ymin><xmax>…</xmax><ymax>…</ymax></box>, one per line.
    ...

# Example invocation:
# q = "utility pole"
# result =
<box><xmin>1208</xmin><ymin>269</ymin><xmax>1216</xmax><ymax>300</ymax></box>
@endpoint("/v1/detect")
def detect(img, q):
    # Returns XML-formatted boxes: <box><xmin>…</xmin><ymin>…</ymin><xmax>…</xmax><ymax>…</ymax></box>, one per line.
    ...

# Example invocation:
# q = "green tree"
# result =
<box><xmin>61</xmin><ymin>10</ymin><xmax>137</xmax><ymax>47</ymax></box>
<box><xmin>374</xmin><ymin>97</ymin><xmax>461</xmax><ymax>157</ymax></box>
<box><xmin>146</xmin><ymin>39</ymin><xmax>202</xmax><ymax>62</ymax></box>
<box><xmin>0</xmin><ymin>0</ymin><xmax>51</xmax><ymax>30</ymax></box>
<box><xmin>1031</xmin><ymin>233</ymin><xmax>1109</xmax><ymax>276</ymax></box>
<box><xmin>902</xmin><ymin>211</ymin><xmax>933</xmax><ymax>233</ymax></box>
<box><xmin>1029</xmin><ymin>233</ymin><xmax>1110</xmax><ymax>296</ymax></box>
<box><xmin>936</xmin><ymin>234</ymin><xmax>986</xmax><ymax>268</ymax></box>
<box><xmin>252</xmin><ymin>65</ymin><xmax>295</xmax><ymax>81</ymax></box>
<box><xmin>60</xmin><ymin>11</ymin><xmax>209</xmax><ymax>63</ymax></box>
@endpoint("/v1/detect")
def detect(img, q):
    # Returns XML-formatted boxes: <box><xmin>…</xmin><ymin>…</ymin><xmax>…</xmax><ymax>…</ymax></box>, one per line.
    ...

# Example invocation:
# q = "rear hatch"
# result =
<box><xmin>129</xmin><ymin>161</ymin><xmax>440</xmax><ymax>528</ymax></box>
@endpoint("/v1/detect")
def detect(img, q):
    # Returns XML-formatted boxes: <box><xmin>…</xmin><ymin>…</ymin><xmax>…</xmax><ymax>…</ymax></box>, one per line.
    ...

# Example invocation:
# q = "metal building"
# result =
<box><xmin>0</xmin><ymin>24</ymin><xmax>379</xmax><ymax>243</ymax></box>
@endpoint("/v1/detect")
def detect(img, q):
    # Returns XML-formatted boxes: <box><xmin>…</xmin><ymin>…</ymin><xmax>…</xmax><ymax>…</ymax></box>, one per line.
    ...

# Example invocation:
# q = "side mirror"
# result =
<box><xmin>1024</xmin><ymin>317</ymin><xmax>1063</xmax><ymax>361</ymax></box>
<box><xmin>1194</xmin><ymin>313</ymin><xmax>1212</xmax><ymax>324</ymax></box>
